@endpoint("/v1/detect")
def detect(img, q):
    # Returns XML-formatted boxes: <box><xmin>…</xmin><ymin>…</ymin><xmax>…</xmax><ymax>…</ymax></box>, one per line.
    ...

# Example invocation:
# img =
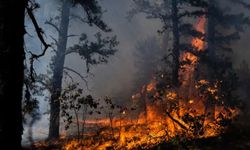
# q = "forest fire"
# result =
<box><xmin>57</xmin><ymin>17</ymin><xmax>238</xmax><ymax>150</ymax></box>
<box><xmin>2</xmin><ymin>0</ymin><xmax>249</xmax><ymax>149</ymax></box>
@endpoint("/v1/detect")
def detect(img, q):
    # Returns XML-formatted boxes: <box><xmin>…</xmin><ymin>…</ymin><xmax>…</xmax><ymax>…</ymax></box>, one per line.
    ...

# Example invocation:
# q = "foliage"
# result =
<box><xmin>22</xmin><ymin>67</ymin><xmax>42</xmax><ymax>123</ymax></box>
<box><xmin>60</xmin><ymin>83</ymin><xmax>99</xmax><ymax>130</ymax></box>
<box><xmin>72</xmin><ymin>0</ymin><xmax>112</xmax><ymax>32</ymax></box>
<box><xmin>67</xmin><ymin>33</ymin><xmax>118</xmax><ymax>72</ymax></box>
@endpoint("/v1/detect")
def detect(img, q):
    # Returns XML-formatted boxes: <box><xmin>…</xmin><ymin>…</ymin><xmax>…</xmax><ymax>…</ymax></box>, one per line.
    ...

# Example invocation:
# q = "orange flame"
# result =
<box><xmin>57</xmin><ymin>17</ymin><xmax>238</xmax><ymax>150</ymax></box>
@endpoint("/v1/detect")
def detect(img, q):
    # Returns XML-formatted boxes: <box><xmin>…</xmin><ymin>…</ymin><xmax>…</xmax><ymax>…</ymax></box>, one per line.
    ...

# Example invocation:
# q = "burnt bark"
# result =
<box><xmin>171</xmin><ymin>0</ymin><xmax>180</xmax><ymax>86</ymax></box>
<box><xmin>0</xmin><ymin>0</ymin><xmax>26</xmax><ymax>148</ymax></box>
<box><xmin>48</xmin><ymin>0</ymin><xmax>70</xmax><ymax>139</ymax></box>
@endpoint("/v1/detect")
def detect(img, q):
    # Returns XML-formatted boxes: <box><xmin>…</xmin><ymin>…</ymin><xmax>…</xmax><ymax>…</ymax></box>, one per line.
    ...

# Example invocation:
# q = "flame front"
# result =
<box><xmin>60</xmin><ymin>17</ymin><xmax>238</xmax><ymax>150</ymax></box>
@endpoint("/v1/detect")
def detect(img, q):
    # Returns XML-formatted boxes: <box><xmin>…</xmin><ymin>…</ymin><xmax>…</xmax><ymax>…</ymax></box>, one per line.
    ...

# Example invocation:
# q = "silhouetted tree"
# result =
<box><xmin>0</xmin><ymin>0</ymin><xmax>26</xmax><ymax>148</ymax></box>
<box><xmin>129</xmin><ymin>0</ymin><xmax>205</xmax><ymax>86</ymax></box>
<box><xmin>198</xmin><ymin>0</ymin><xmax>250</xmax><ymax>120</ymax></box>
<box><xmin>46</xmin><ymin>0</ymin><xmax>118</xmax><ymax>139</ymax></box>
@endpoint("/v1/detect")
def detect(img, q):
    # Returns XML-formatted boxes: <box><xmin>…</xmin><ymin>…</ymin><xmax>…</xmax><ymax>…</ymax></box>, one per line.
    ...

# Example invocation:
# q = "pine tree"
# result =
<box><xmin>201</xmin><ymin>0</ymin><xmax>250</xmax><ymax>120</ymax></box>
<box><xmin>129</xmin><ymin>0</ymin><xmax>207</xmax><ymax>86</ymax></box>
<box><xmin>46</xmin><ymin>0</ymin><xmax>118</xmax><ymax>139</ymax></box>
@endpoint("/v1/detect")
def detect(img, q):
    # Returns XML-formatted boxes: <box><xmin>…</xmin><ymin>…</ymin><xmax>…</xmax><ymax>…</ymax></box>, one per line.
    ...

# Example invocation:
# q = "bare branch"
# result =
<box><xmin>50</xmin><ymin>35</ymin><xmax>58</xmax><ymax>47</ymax></box>
<box><xmin>26</xmin><ymin>3</ymin><xmax>50</xmax><ymax>82</ymax></box>
<box><xmin>45</xmin><ymin>19</ymin><xmax>60</xmax><ymax>33</ymax></box>
<box><xmin>63</xmin><ymin>70</ymin><xmax>74</xmax><ymax>83</ymax></box>
<box><xmin>63</xmin><ymin>67</ymin><xmax>90</xmax><ymax>90</ymax></box>
<box><xmin>65</xmin><ymin>49</ymin><xmax>79</xmax><ymax>55</ymax></box>
<box><xmin>70</xmin><ymin>13</ymin><xmax>90</xmax><ymax>24</ymax></box>
<box><xmin>26</xmin><ymin>5</ymin><xmax>50</xmax><ymax>51</ymax></box>
<box><xmin>67</xmin><ymin>34</ymin><xmax>80</xmax><ymax>38</ymax></box>
<box><xmin>50</xmin><ymin>46</ymin><xmax>57</xmax><ymax>53</ymax></box>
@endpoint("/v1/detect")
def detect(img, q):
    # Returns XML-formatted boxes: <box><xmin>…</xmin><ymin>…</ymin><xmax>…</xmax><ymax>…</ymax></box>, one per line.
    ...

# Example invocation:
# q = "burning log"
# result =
<box><xmin>166</xmin><ymin>112</ymin><xmax>188</xmax><ymax>131</ymax></box>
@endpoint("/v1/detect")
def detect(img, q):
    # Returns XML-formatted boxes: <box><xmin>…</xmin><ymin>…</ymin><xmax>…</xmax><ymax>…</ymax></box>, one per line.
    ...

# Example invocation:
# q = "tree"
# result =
<box><xmin>129</xmin><ymin>0</ymin><xmax>205</xmax><ymax>87</ymax></box>
<box><xmin>46</xmin><ymin>0</ymin><xmax>118</xmax><ymax>139</ymax></box>
<box><xmin>129</xmin><ymin>0</ymin><xmax>249</xmax><ymax>132</ymax></box>
<box><xmin>47</xmin><ymin>0</ymin><xmax>71</xmax><ymax>140</ymax></box>
<box><xmin>198</xmin><ymin>0</ymin><xmax>250</xmax><ymax>120</ymax></box>
<box><xmin>171</xmin><ymin>0</ymin><xmax>180</xmax><ymax>86</ymax></box>
<box><xmin>129</xmin><ymin>0</ymin><xmax>179</xmax><ymax>86</ymax></box>
<box><xmin>131</xmin><ymin>37</ymin><xmax>165</xmax><ymax>118</ymax></box>
<box><xmin>0</xmin><ymin>0</ymin><xmax>53</xmax><ymax>147</ymax></box>
<box><xmin>0</xmin><ymin>0</ymin><xmax>26</xmax><ymax>149</ymax></box>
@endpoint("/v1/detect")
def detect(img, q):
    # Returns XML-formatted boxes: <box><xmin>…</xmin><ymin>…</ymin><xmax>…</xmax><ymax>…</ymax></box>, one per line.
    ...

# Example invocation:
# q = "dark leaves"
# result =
<box><xmin>67</xmin><ymin>32</ymin><xmax>118</xmax><ymax>72</ymax></box>
<box><xmin>60</xmin><ymin>83</ymin><xmax>100</xmax><ymax>130</ymax></box>
<box><xmin>72</xmin><ymin>0</ymin><xmax>111</xmax><ymax>32</ymax></box>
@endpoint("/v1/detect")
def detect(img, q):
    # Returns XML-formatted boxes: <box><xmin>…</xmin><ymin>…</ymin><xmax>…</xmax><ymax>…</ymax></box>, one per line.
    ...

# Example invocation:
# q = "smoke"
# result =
<box><xmin>22</xmin><ymin>0</ymin><xmax>250</xmax><ymax>145</ymax></box>
<box><xmin>64</xmin><ymin>0</ymin><xmax>164</xmax><ymax>103</ymax></box>
<box><xmin>23</xmin><ymin>0</ymin><xmax>162</xmax><ymax>144</ymax></box>
<box><xmin>219</xmin><ymin>0</ymin><xmax>250</xmax><ymax>66</ymax></box>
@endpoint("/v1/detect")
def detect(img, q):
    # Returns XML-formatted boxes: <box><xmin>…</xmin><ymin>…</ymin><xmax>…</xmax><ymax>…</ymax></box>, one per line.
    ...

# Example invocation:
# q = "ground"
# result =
<box><xmin>23</xmin><ymin>115</ymin><xmax>250</xmax><ymax>150</ymax></box>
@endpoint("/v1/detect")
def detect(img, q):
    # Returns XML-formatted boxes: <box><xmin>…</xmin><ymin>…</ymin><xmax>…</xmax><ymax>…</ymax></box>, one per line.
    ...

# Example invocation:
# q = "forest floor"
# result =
<box><xmin>23</xmin><ymin>115</ymin><xmax>250</xmax><ymax>150</ymax></box>
<box><xmin>152</xmin><ymin>123</ymin><xmax>250</xmax><ymax>150</ymax></box>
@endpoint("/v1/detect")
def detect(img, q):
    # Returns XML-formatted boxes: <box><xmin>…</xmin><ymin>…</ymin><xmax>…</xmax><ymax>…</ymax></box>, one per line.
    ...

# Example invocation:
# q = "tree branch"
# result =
<box><xmin>63</xmin><ymin>70</ymin><xmax>74</xmax><ymax>83</ymax></box>
<box><xmin>70</xmin><ymin>14</ymin><xmax>90</xmax><ymax>24</ymax></box>
<box><xmin>45</xmin><ymin>18</ymin><xmax>60</xmax><ymax>33</ymax></box>
<box><xmin>26</xmin><ymin>3</ymin><xmax>50</xmax><ymax>82</ymax></box>
<box><xmin>26</xmin><ymin>5</ymin><xmax>50</xmax><ymax>52</ymax></box>
<box><xmin>63</xmin><ymin>67</ymin><xmax>90</xmax><ymax>90</ymax></box>
<box><xmin>50</xmin><ymin>35</ymin><xmax>58</xmax><ymax>47</ymax></box>
<box><xmin>166</xmin><ymin>112</ymin><xmax>188</xmax><ymax>130</ymax></box>
<box><xmin>67</xmin><ymin>34</ymin><xmax>80</xmax><ymax>38</ymax></box>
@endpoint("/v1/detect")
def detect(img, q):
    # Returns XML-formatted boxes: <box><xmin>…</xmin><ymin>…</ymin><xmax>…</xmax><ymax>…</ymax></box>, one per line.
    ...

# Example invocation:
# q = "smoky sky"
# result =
<box><xmin>66</xmin><ymin>0</ymin><xmax>162</xmax><ymax>98</ymax></box>
<box><xmin>22</xmin><ymin>0</ymin><xmax>250</xmax><ymax>144</ymax></box>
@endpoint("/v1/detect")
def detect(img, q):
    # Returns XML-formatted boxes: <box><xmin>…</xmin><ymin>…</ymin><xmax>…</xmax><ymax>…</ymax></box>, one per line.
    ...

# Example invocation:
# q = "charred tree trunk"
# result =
<box><xmin>48</xmin><ymin>0</ymin><xmax>70</xmax><ymax>139</ymax></box>
<box><xmin>171</xmin><ymin>0</ymin><xmax>180</xmax><ymax>87</ymax></box>
<box><xmin>207</xmin><ymin>0</ymin><xmax>215</xmax><ymax>59</ymax></box>
<box><xmin>0</xmin><ymin>0</ymin><xmax>26</xmax><ymax>148</ymax></box>
<box><xmin>205</xmin><ymin>0</ymin><xmax>216</xmax><ymax>121</ymax></box>
<box><xmin>142</xmin><ymin>86</ymin><xmax>148</xmax><ymax>122</ymax></box>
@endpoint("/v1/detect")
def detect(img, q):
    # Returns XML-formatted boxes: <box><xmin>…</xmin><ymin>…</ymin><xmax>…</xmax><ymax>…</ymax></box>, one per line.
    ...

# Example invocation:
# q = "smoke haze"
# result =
<box><xmin>22</xmin><ymin>0</ymin><xmax>250</xmax><ymax>144</ymax></box>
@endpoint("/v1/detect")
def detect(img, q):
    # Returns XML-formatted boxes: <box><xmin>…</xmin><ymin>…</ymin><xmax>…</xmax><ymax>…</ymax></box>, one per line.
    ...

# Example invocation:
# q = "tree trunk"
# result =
<box><xmin>171</xmin><ymin>0</ymin><xmax>180</xmax><ymax>86</ymax></box>
<box><xmin>205</xmin><ymin>0</ymin><xmax>216</xmax><ymax>121</ymax></box>
<box><xmin>0</xmin><ymin>0</ymin><xmax>26</xmax><ymax>148</ymax></box>
<box><xmin>48</xmin><ymin>0</ymin><xmax>70</xmax><ymax>139</ymax></box>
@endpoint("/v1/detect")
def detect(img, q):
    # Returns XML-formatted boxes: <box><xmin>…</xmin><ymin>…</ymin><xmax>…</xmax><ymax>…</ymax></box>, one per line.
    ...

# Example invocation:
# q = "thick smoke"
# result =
<box><xmin>22</xmin><ymin>0</ymin><xmax>250</xmax><ymax>144</ymax></box>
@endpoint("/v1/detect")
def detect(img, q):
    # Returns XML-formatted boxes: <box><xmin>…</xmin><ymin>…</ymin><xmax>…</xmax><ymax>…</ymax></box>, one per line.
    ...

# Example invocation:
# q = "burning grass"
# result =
<box><xmin>32</xmin><ymin>17</ymin><xmax>239</xmax><ymax>150</ymax></box>
<box><xmin>60</xmin><ymin>80</ymin><xmax>238</xmax><ymax>150</ymax></box>
<box><xmin>60</xmin><ymin>17</ymin><xmax>238</xmax><ymax>149</ymax></box>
